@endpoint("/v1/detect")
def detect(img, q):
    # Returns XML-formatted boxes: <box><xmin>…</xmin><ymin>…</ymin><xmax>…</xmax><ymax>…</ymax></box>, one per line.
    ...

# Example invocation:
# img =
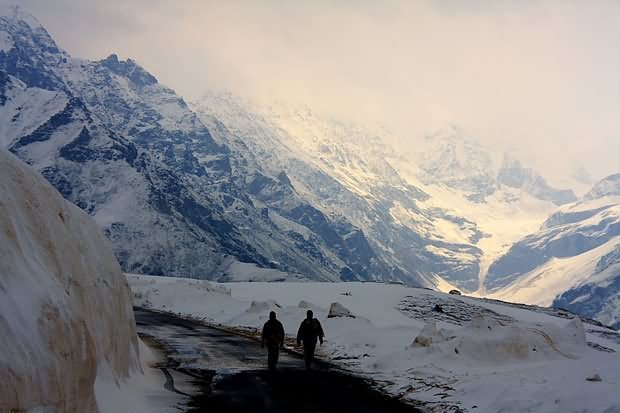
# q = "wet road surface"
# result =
<box><xmin>135</xmin><ymin>308</ymin><xmax>422</xmax><ymax>413</ymax></box>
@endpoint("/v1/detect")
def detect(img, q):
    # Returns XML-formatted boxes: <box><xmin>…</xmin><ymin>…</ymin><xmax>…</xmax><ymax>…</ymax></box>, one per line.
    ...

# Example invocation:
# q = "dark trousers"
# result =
<box><xmin>303</xmin><ymin>339</ymin><xmax>317</xmax><ymax>370</ymax></box>
<box><xmin>267</xmin><ymin>344</ymin><xmax>280</xmax><ymax>371</ymax></box>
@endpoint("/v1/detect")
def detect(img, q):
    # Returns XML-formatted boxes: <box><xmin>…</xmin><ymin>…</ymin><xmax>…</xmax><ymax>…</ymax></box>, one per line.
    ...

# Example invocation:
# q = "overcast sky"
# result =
<box><xmin>5</xmin><ymin>0</ymin><xmax>620</xmax><ymax>185</ymax></box>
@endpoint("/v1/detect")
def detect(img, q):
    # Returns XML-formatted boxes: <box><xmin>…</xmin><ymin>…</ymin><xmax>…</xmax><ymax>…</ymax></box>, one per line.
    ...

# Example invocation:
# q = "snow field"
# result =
<box><xmin>128</xmin><ymin>275</ymin><xmax>620</xmax><ymax>413</ymax></box>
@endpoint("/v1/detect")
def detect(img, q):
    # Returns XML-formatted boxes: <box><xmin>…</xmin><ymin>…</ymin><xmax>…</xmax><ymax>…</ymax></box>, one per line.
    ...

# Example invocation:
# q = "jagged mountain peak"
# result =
<box><xmin>425</xmin><ymin>124</ymin><xmax>474</xmax><ymax>143</ymax></box>
<box><xmin>421</xmin><ymin>130</ymin><xmax>494</xmax><ymax>172</ymax></box>
<box><xmin>497</xmin><ymin>152</ymin><xmax>577</xmax><ymax>206</ymax></box>
<box><xmin>0</xmin><ymin>5</ymin><xmax>63</xmax><ymax>56</ymax></box>
<box><xmin>584</xmin><ymin>173</ymin><xmax>620</xmax><ymax>201</ymax></box>
<box><xmin>0</xmin><ymin>8</ymin><xmax>595</xmax><ymax>297</ymax></box>
<box><xmin>570</xmin><ymin>162</ymin><xmax>593</xmax><ymax>186</ymax></box>
<box><xmin>416</xmin><ymin>127</ymin><xmax>577</xmax><ymax>206</ymax></box>
<box><xmin>0</xmin><ymin>4</ymin><xmax>45</xmax><ymax>30</ymax></box>
<box><xmin>0</xmin><ymin>7</ymin><xmax>69</xmax><ymax>91</ymax></box>
<box><xmin>98</xmin><ymin>54</ymin><xmax>158</xmax><ymax>88</ymax></box>
<box><xmin>417</xmin><ymin>126</ymin><xmax>497</xmax><ymax>200</ymax></box>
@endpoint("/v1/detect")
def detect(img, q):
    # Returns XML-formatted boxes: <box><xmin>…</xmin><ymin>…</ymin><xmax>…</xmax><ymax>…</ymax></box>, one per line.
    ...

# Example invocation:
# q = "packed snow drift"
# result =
<box><xmin>0</xmin><ymin>149</ymin><xmax>183</xmax><ymax>412</ymax></box>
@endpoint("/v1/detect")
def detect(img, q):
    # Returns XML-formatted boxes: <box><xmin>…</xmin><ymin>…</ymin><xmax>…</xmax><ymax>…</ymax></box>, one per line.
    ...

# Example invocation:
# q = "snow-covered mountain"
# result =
<box><xmin>0</xmin><ymin>7</ymin><xmax>416</xmax><ymax>284</ymax></box>
<box><xmin>192</xmin><ymin>94</ymin><xmax>577</xmax><ymax>291</ymax></box>
<box><xmin>0</xmin><ymin>7</ymin><xmax>583</xmax><ymax>292</ymax></box>
<box><xmin>484</xmin><ymin>174</ymin><xmax>620</xmax><ymax>328</ymax></box>
<box><xmin>414</xmin><ymin>126</ymin><xmax>577</xmax><ymax>205</ymax></box>
<box><xmin>193</xmin><ymin>94</ymin><xmax>487</xmax><ymax>290</ymax></box>
<box><xmin>497</xmin><ymin>154</ymin><xmax>577</xmax><ymax>205</ymax></box>
<box><xmin>415</xmin><ymin>127</ymin><xmax>498</xmax><ymax>202</ymax></box>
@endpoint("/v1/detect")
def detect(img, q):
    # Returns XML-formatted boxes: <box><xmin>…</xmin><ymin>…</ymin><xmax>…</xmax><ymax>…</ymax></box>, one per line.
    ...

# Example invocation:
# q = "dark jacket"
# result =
<box><xmin>297</xmin><ymin>318</ymin><xmax>324</xmax><ymax>346</ymax></box>
<box><xmin>262</xmin><ymin>319</ymin><xmax>285</xmax><ymax>347</ymax></box>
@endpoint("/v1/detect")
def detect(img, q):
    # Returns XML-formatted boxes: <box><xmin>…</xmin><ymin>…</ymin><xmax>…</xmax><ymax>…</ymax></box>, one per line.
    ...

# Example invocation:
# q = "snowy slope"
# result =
<box><xmin>485</xmin><ymin>174</ymin><xmax>620</xmax><ymax>328</ymax></box>
<box><xmin>486</xmin><ymin>236</ymin><xmax>620</xmax><ymax>307</ymax></box>
<box><xmin>391</xmin><ymin>127</ymin><xmax>581</xmax><ymax>283</ymax></box>
<box><xmin>129</xmin><ymin>274</ymin><xmax>620</xmax><ymax>413</ymax></box>
<box><xmin>415</xmin><ymin>126</ymin><xmax>498</xmax><ymax>201</ymax></box>
<box><xmin>485</xmin><ymin>203</ymin><xmax>620</xmax><ymax>292</ymax></box>
<box><xmin>553</xmin><ymin>249</ymin><xmax>620</xmax><ymax>329</ymax></box>
<box><xmin>0</xmin><ymin>149</ymin><xmax>140</xmax><ymax>411</ymax></box>
<box><xmin>193</xmin><ymin>93</ymin><xmax>484</xmax><ymax>289</ymax></box>
<box><xmin>192</xmin><ymin>93</ymin><xmax>575</xmax><ymax>291</ymax></box>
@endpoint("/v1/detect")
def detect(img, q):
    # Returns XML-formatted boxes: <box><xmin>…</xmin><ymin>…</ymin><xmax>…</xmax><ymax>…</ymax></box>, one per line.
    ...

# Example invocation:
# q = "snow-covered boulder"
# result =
<box><xmin>409</xmin><ymin>313</ymin><xmax>587</xmax><ymax>366</ymax></box>
<box><xmin>412</xmin><ymin>320</ymin><xmax>449</xmax><ymax>347</ymax></box>
<box><xmin>450</xmin><ymin>315</ymin><xmax>585</xmax><ymax>363</ymax></box>
<box><xmin>327</xmin><ymin>302</ymin><xmax>355</xmax><ymax>318</ymax></box>
<box><xmin>246</xmin><ymin>299</ymin><xmax>281</xmax><ymax>314</ymax></box>
<box><xmin>298</xmin><ymin>300</ymin><xmax>314</xmax><ymax>308</ymax></box>
<box><xmin>0</xmin><ymin>150</ymin><xmax>139</xmax><ymax>411</ymax></box>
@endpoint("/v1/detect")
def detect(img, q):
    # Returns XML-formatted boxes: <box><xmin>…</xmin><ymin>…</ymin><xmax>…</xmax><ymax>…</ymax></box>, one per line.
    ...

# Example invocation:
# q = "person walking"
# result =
<box><xmin>261</xmin><ymin>311</ymin><xmax>285</xmax><ymax>372</ymax></box>
<box><xmin>296</xmin><ymin>310</ymin><xmax>324</xmax><ymax>370</ymax></box>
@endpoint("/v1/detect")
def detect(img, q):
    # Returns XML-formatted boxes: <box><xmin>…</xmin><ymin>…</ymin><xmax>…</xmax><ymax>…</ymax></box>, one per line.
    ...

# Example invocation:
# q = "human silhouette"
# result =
<box><xmin>296</xmin><ymin>310</ymin><xmax>324</xmax><ymax>370</ymax></box>
<box><xmin>261</xmin><ymin>311</ymin><xmax>285</xmax><ymax>372</ymax></box>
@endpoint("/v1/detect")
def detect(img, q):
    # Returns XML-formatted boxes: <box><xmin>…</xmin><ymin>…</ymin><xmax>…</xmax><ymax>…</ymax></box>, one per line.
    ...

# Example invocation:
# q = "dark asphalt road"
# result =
<box><xmin>135</xmin><ymin>308</ymin><xmax>422</xmax><ymax>413</ymax></box>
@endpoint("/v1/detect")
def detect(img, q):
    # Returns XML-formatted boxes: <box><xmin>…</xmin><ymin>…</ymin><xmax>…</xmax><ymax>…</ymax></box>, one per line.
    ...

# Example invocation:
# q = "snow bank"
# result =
<box><xmin>412</xmin><ymin>314</ymin><xmax>587</xmax><ymax>364</ymax></box>
<box><xmin>95</xmin><ymin>337</ymin><xmax>191</xmax><ymax>413</ymax></box>
<box><xmin>0</xmin><ymin>150</ymin><xmax>139</xmax><ymax>411</ymax></box>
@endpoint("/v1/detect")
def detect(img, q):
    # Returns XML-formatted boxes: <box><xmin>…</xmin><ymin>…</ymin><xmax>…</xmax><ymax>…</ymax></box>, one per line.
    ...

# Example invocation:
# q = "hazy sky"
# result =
<box><xmin>4</xmin><ymin>0</ymin><xmax>620</xmax><ymax>185</ymax></box>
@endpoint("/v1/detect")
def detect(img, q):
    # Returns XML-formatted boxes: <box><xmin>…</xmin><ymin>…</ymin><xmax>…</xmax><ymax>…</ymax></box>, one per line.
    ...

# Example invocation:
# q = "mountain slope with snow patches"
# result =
<box><xmin>0</xmin><ymin>8</ymin><xmax>409</xmax><ymax>284</ymax></box>
<box><xmin>485</xmin><ymin>174</ymin><xmax>620</xmax><ymax>327</ymax></box>
<box><xmin>192</xmin><ymin>94</ymin><xmax>575</xmax><ymax>291</ymax></box>
<box><xmin>0</xmin><ymin>7</ymin><xmax>587</xmax><ymax>292</ymax></box>
<box><xmin>193</xmin><ymin>94</ymin><xmax>485</xmax><ymax>290</ymax></box>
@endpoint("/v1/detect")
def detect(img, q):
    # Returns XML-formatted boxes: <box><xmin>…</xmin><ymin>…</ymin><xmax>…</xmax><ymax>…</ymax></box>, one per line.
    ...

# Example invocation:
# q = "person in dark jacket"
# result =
<box><xmin>296</xmin><ymin>310</ymin><xmax>324</xmax><ymax>370</ymax></box>
<box><xmin>261</xmin><ymin>311</ymin><xmax>285</xmax><ymax>371</ymax></box>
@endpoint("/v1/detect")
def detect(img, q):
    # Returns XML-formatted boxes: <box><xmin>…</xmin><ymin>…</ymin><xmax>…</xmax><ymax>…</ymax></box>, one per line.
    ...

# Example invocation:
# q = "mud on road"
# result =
<box><xmin>135</xmin><ymin>308</ymin><xmax>422</xmax><ymax>413</ymax></box>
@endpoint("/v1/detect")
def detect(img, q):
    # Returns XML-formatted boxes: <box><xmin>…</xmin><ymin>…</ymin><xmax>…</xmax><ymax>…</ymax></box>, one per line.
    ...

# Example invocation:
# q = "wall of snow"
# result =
<box><xmin>0</xmin><ymin>149</ymin><xmax>139</xmax><ymax>412</ymax></box>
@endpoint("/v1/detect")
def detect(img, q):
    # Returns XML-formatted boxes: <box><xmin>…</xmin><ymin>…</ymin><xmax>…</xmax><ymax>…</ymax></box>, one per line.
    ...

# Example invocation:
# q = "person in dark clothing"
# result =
<box><xmin>261</xmin><ymin>311</ymin><xmax>285</xmax><ymax>371</ymax></box>
<box><xmin>296</xmin><ymin>310</ymin><xmax>324</xmax><ymax>370</ymax></box>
